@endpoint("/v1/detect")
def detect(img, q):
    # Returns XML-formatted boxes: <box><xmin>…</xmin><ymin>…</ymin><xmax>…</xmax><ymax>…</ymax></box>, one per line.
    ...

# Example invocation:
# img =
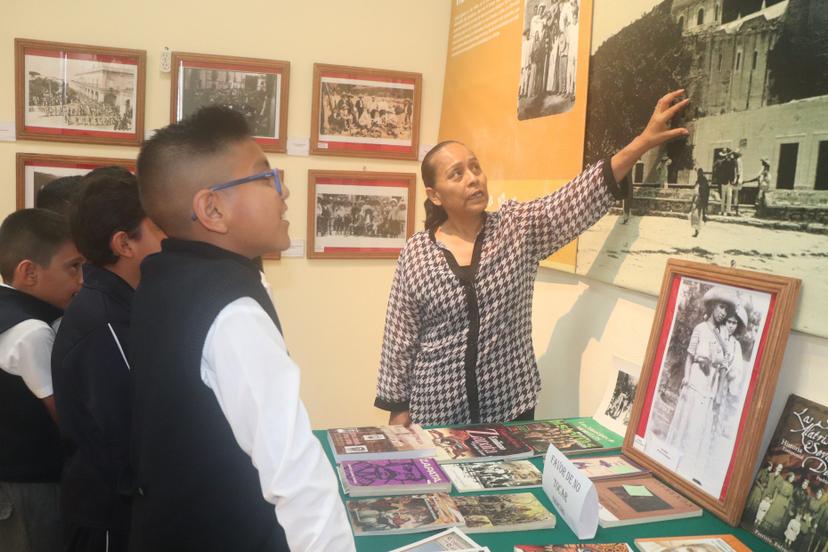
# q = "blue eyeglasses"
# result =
<box><xmin>191</xmin><ymin>169</ymin><xmax>282</xmax><ymax>221</ymax></box>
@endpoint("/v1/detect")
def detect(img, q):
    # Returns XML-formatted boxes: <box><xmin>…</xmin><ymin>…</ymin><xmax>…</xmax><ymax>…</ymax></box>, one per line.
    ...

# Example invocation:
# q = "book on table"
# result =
<box><xmin>594</xmin><ymin>474</ymin><xmax>702</xmax><ymax>528</ymax></box>
<box><xmin>515</xmin><ymin>545</ymin><xmax>633</xmax><ymax>552</ymax></box>
<box><xmin>634</xmin><ymin>534</ymin><xmax>751</xmax><ymax>551</ymax></box>
<box><xmin>740</xmin><ymin>394</ymin><xmax>828</xmax><ymax>552</ymax></box>
<box><xmin>507</xmin><ymin>417</ymin><xmax>624</xmax><ymax>457</ymax></box>
<box><xmin>345</xmin><ymin>493</ymin><xmax>464</xmax><ymax>536</ymax></box>
<box><xmin>569</xmin><ymin>455</ymin><xmax>648</xmax><ymax>481</ymax></box>
<box><xmin>425</xmin><ymin>423</ymin><xmax>533</xmax><ymax>463</ymax></box>
<box><xmin>452</xmin><ymin>492</ymin><xmax>556</xmax><ymax>533</ymax></box>
<box><xmin>387</xmin><ymin>527</ymin><xmax>486</xmax><ymax>552</ymax></box>
<box><xmin>337</xmin><ymin>457</ymin><xmax>451</xmax><ymax>497</ymax></box>
<box><xmin>327</xmin><ymin>424</ymin><xmax>435</xmax><ymax>463</ymax></box>
<box><xmin>442</xmin><ymin>459</ymin><xmax>542</xmax><ymax>492</ymax></box>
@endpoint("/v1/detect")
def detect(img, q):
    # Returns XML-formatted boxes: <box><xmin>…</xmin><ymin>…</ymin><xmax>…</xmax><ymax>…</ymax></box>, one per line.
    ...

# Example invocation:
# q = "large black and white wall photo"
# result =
<box><xmin>577</xmin><ymin>0</ymin><xmax>828</xmax><ymax>338</ymax></box>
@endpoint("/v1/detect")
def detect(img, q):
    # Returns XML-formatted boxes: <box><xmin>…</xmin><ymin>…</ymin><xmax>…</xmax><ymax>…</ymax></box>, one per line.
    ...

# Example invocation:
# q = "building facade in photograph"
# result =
<box><xmin>70</xmin><ymin>67</ymin><xmax>135</xmax><ymax>115</ymax></box>
<box><xmin>633</xmin><ymin>0</ymin><xmax>828</xmax><ymax>202</ymax></box>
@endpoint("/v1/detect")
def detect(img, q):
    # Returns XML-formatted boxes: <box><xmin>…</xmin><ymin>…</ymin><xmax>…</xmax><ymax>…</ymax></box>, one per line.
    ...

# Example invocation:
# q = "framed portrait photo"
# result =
<box><xmin>624</xmin><ymin>259</ymin><xmax>800</xmax><ymax>525</ymax></box>
<box><xmin>170</xmin><ymin>52</ymin><xmax>290</xmax><ymax>153</ymax></box>
<box><xmin>16</xmin><ymin>152</ymin><xmax>136</xmax><ymax>209</ymax></box>
<box><xmin>307</xmin><ymin>170</ymin><xmax>416</xmax><ymax>259</ymax></box>
<box><xmin>310</xmin><ymin>63</ymin><xmax>422</xmax><ymax>160</ymax></box>
<box><xmin>15</xmin><ymin>38</ymin><xmax>145</xmax><ymax>146</ymax></box>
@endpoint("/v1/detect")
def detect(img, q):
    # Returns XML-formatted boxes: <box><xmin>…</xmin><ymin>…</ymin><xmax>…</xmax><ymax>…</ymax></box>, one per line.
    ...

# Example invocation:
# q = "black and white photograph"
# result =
<box><xmin>577</xmin><ymin>0</ymin><xmax>828</xmax><ymax>338</ymax></box>
<box><xmin>518</xmin><ymin>0</ymin><xmax>580</xmax><ymax>120</ymax></box>
<box><xmin>171</xmin><ymin>53</ymin><xmax>289</xmax><ymax>152</ymax></box>
<box><xmin>638</xmin><ymin>277</ymin><xmax>771</xmax><ymax>498</ymax></box>
<box><xmin>15</xmin><ymin>39</ymin><xmax>144</xmax><ymax>145</ymax></box>
<box><xmin>307</xmin><ymin>171</ymin><xmax>416</xmax><ymax>259</ymax></box>
<box><xmin>593</xmin><ymin>358</ymin><xmax>640</xmax><ymax>437</ymax></box>
<box><xmin>310</xmin><ymin>64</ymin><xmax>422</xmax><ymax>160</ymax></box>
<box><xmin>16</xmin><ymin>153</ymin><xmax>135</xmax><ymax>209</ymax></box>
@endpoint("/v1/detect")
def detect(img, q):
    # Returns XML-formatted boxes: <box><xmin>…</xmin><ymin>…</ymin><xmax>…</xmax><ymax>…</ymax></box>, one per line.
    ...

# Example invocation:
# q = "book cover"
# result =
<box><xmin>327</xmin><ymin>424</ymin><xmax>435</xmax><ymax>462</ymax></box>
<box><xmin>452</xmin><ymin>493</ymin><xmax>556</xmax><ymax>533</ymax></box>
<box><xmin>426</xmin><ymin>424</ymin><xmax>533</xmax><ymax>463</ymax></box>
<box><xmin>595</xmin><ymin>475</ymin><xmax>702</xmax><ymax>528</ymax></box>
<box><xmin>345</xmin><ymin>493</ymin><xmax>464</xmax><ymax>536</ymax></box>
<box><xmin>515</xmin><ymin>546</ymin><xmax>633</xmax><ymax>552</ymax></box>
<box><xmin>740</xmin><ymin>394</ymin><xmax>828</xmax><ymax>552</ymax></box>
<box><xmin>338</xmin><ymin>457</ymin><xmax>451</xmax><ymax>496</ymax></box>
<box><xmin>634</xmin><ymin>535</ymin><xmax>751</xmax><ymax>552</ymax></box>
<box><xmin>508</xmin><ymin>418</ymin><xmax>623</xmax><ymax>457</ymax></box>
<box><xmin>571</xmin><ymin>455</ymin><xmax>647</xmax><ymax>481</ymax></box>
<box><xmin>388</xmin><ymin>527</ymin><xmax>484</xmax><ymax>552</ymax></box>
<box><xmin>443</xmin><ymin>460</ymin><xmax>542</xmax><ymax>492</ymax></box>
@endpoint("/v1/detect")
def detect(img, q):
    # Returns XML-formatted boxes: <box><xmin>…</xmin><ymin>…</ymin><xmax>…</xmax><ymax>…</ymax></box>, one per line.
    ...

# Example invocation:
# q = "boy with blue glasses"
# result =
<box><xmin>129</xmin><ymin>106</ymin><xmax>354</xmax><ymax>551</ymax></box>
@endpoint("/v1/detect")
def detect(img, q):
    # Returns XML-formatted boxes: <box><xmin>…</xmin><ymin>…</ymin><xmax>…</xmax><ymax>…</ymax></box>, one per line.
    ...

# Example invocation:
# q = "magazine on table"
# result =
<box><xmin>426</xmin><ymin>423</ymin><xmax>533</xmax><ymax>463</ymax></box>
<box><xmin>345</xmin><ymin>493</ymin><xmax>463</xmax><ymax>536</ymax></box>
<box><xmin>515</xmin><ymin>545</ymin><xmax>633</xmax><ymax>552</ymax></box>
<box><xmin>452</xmin><ymin>492</ymin><xmax>556</xmax><ymax>533</ymax></box>
<box><xmin>442</xmin><ymin>460</ymin><xmax>542</xmax><ymax>492</ymax></box>
<box><xmin>634</xmin><ymin>534</ymin><xmax>751</xmax><ymax>551</ymax></box>
<box><xmin>327</xmin><ymin>424</ymin><xmax>435</xmax><ymax>463</ymax></box>
<box><xmin>388</xmin><ymin>526</ymin><xmax>487</xmax><ymax>552</ymax></box>
<box><xmin>595</xmin><ymin>474</ymin><xmax>702</xmax><ymax>528</ymax></box>
<box><xmin>508</xmin><ymin>418</ymin><xmax>623</xmax><ymax>457</ymax></box>
<box><xmin>337</xmin><ymin>457</ymin><xmax>451</xmax><ymax>496</ymax></box>
<box><xmin>570</xmin><ymin>455</ymin><xmax>648</xmax><ymax>481</ymax></box>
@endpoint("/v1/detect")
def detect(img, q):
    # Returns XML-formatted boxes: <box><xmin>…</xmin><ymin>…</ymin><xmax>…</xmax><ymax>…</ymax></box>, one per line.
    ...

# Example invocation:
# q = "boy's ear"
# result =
<box><xmin>110</xmin><ymin>230</ymin><xmax>133</xmax><ymax>260</ymax></box>
<box><xmin>12</xmin><ymin>259</ymin><xmax>38</xmax><ymax>288</ymax></box>
<box><xmin>192</xmin><ymin>189</ymin><xmax>230</xmax><ymax>234</ymax></box>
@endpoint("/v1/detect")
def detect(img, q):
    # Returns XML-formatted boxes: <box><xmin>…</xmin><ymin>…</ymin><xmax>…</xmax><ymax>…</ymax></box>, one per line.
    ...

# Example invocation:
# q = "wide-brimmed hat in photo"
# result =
<box><xmin>702</xmin><ymin>287</ymin><xmax>737</xmax><ymax>311</ymax></box>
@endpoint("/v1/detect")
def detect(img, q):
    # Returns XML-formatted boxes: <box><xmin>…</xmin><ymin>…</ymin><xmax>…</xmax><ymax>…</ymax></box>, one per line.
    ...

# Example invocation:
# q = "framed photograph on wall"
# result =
<box><xmin>310</xmin><ymin>63</ymin><xmax>422</xmax><ymax>160</ymax></box>
<box><xmin>170</xmin><ymin>52</ymin><xmax>290</xmax><ymax>153</ymax></box>
<box><xmin>15</xmin><ymin>38</ymin><xmax>145</xmax><ymax>146</ymax></box>
<box><xmin>307</xmin><ymin>170</ymin><xmax>416</xmax><ymax>259</ymax></box>
<box><xmin>16</xmin><ymin>152</ymin><xmax>136</xmax><ymax>209</ymax></box>
<box><xmin>624</xmin><ymin>259</ymin><xmax>800</xmax><ymax>525</ymax></box>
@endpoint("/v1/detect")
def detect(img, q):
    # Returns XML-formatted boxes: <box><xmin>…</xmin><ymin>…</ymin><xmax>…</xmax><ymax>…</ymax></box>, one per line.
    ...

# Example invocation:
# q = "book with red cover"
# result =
<box><xmin>426</xmin><ymin>424</ymin><xmax>533</xmax><ymax>463</ymax></box>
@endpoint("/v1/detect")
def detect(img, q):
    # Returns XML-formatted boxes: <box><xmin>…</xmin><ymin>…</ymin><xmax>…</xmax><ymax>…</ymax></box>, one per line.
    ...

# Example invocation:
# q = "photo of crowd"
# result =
<box><xmin>319</xmin><ymin>80</ymin><xmax>414</xmax><ymax>143</ymax></box>
<box><xmin>24</xmin><ymin>55</ymin><xmax>137</xmax><ymax>132</ymax></box>
<box><xmin>518</xmin><ymin>0</ymin><xmax>580</xmax><ymax>120</ymax></box>
<box><xmin>315</xmin><ymin>193</ymin><xmax>407</xmax><ymax>240</ymax></box>
<box><xmin>180</xmin><ymin>67</ymin><xmax>280</xmax><ymax>138</ymax></box>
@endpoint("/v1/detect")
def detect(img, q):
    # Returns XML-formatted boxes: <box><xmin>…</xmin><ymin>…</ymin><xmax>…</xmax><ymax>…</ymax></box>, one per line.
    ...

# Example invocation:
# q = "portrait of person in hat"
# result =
<box><xmin>665</xmin><ymin>286</ymin><xmax>739</xmax><ymax>484</ymax></box>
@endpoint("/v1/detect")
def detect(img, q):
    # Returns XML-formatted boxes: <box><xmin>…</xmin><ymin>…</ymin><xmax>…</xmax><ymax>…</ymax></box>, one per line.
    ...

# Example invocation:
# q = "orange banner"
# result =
<box><xmin>439</xmin><ymin>0</ymin><xmax>594</xmax><ymax>270</ymax></box>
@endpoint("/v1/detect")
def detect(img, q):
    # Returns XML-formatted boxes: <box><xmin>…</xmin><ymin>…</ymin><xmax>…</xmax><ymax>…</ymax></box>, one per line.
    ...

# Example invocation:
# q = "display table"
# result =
<box><xmin>314</xmin><ymin>429</ymin><xmax>775</xmax><ymax>551</ymax></box>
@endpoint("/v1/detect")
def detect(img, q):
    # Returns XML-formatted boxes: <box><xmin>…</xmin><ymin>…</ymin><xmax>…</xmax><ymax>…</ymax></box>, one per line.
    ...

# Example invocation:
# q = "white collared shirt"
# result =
<box><xmin>0</xmin><ymin>283</ymin><xmax>59</xmax><ymax>398</ymax></box>
<box><xmin>200</xmin><ymin>297</ymin><xmax>355</xmax><ymax>552</ymax></box>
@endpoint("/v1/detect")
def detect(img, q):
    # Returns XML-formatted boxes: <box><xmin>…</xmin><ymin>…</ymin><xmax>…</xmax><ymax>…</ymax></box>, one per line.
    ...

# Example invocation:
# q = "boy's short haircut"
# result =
<box><xmin>137</xmin><ymin>106</ymin><xmax>252</xmax><ymax>234</ymax></box>
<box><xmin>0</xmin><ymin>209</ymin><xmax>72</xmax><ymax>283</ymax></box>
<box><xmin>35</xmin><ymin>175</ymin><xmax>85</xmax><ymax>219</ymax></box>
<box><xmin>72</xmin><ymin>166</ymin><xmax>145</xmax><ymax>267</ymax></box>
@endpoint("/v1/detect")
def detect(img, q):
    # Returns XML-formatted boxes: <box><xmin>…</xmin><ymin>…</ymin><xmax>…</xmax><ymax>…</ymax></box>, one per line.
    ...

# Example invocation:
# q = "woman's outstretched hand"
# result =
<box><xmin>610</xmin><ymin>89</ymin><xmax>691</xmax><ymax>183</ymax></box>
<box><xmin>639</xmin><ymin>89</ymin><xmax>691</xmax><ymax>150</ymax></box>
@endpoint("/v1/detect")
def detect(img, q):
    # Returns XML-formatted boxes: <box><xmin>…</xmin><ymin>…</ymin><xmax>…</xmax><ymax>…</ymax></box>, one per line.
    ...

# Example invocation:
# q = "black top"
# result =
<box><xmin>129</xmin><ymin>239</ymin><xmax>287</xmax><ymax>552</ymax></box>
<box><xmin>0</xmin><ymin>286</ymin><xmax>64</xmax><ymax>482</ymax></box>
<box><xmin>51</xmin><ymin>264</ymin><xmax>133</xmax><ymax>528</ymax></box>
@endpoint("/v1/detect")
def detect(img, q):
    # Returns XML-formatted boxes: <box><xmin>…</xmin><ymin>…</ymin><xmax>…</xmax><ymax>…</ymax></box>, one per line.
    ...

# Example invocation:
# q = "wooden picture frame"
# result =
<box><xmin>16</xmin><ymin>152</ymin><xmax>136</xmax><ymax>209</ymax></box>
<box><xmin>307</xmin><ymin>170</ymin><xmax>416</xmax><ymax>259</ymax></box>
<box><xmin>15</xmin><ymin>38</ymin><xmax>145</xmax><ymax>146</ymax></box>
<box><xmin>170</xmin><ymin>52</ymin><xmax>290</xmax><ymax>153</ymax></box>
<box><xmin>310</xmin><ymin>63</ymin><xmax>422</xmax><ymax>160</ymax></box>
<box><xmin>624</xmin><ymin>259</ymin><xmax>801</xmax><ymax>525</ymax></box>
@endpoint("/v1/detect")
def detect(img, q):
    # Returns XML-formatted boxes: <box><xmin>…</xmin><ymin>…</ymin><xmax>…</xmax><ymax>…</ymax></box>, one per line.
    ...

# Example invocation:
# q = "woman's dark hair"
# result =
<box><xmin>71</xmin><ymin>166</ymin><xmax>145</xmax><ymax>267</ymax></box>
<box><xmin>421</xmin><ymin>140</ymin><xmax>464</xmax><ymax>231</ymax></box>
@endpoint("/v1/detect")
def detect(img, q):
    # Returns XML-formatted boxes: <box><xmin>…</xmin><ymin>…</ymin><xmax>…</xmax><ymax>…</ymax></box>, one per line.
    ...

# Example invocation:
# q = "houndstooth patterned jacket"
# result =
<box><xmin>374</xmin><ymin>159</ymin><xmax>625</xmax><ymax>425</ymax></box>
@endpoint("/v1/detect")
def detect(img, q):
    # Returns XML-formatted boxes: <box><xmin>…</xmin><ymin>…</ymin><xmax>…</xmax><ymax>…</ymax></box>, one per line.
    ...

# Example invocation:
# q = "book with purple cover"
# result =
<box><xmin>338</xmin><ymin>457</ymin><xmax>451</xmax><ymax>496</ymax></box>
